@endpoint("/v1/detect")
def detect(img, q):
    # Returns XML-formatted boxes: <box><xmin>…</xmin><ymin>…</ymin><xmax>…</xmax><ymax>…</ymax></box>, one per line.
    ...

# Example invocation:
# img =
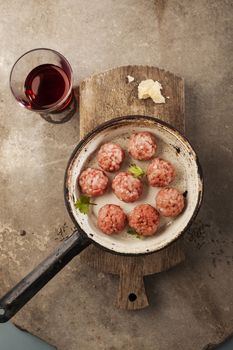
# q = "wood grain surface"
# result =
<box><xmin>80</xmin><ymin>65</ymin><xmax>185</xmax><ymax>137</ymax></box>
<box><xmin>79</xmin><ymin>65</ymin><xmax>185</xmax><ymax>309</ymax></box>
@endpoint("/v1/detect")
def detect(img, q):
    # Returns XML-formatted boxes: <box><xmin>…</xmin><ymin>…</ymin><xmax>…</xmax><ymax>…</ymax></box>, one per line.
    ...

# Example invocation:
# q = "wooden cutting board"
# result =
<box><xmin>79</xmin><ymin>65</ymin><xmax>185</xmax><ymax>310</ymax></box>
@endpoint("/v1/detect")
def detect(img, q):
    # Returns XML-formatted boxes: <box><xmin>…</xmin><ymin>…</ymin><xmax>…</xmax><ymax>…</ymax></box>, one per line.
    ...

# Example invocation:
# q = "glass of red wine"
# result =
<box><xmin>10</xmin><ymin>48</ymin><xmax>76</xmax><ymax>123</ymax></box>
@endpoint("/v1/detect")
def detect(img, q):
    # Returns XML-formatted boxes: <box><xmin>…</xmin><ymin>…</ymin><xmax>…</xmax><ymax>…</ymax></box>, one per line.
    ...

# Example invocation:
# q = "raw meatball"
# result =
<box><xmin>97</xmin><ymin>204</ymin><xmax>127</xmax><ymax>235</ymax></box>
<box><xmin>112</xmin><ymin>172</ymin><xmax>143</xmax><ymax>203</ymax></box>
<box><xmin>78</xmin><ymin>168</ymin><xmax>109</xmax><ymax>197</ymax></box>
<box><xmin>97</xmin><ymin>142</ymin><xmax>125</xmax><ymax>172</ymax></box>
<box><xmin>156</xmin><ymin>187</ymin><xmax>185</xmax><ymax>217</ymax></box>
<box><xmin>128</xmin><ymin>204</ymin><xmax>160</xmax><ymax>236</ymax></box>
<box><xmin>147</xmin><ymin>158</ymin><xmax>175</xmax><ymax>187</ymax></box>
<box><xmin>128</xmin><ymin>131</ymin><xmax>157</xmax><ymax>160</ymax></box>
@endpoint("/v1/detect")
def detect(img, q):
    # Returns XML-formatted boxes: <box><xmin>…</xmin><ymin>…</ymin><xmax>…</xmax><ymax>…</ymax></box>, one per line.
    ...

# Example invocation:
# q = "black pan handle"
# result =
<box><xmin>0</xmin><ymin>230</ymin><xmax>91</xmax><ymax>322</ymax></box>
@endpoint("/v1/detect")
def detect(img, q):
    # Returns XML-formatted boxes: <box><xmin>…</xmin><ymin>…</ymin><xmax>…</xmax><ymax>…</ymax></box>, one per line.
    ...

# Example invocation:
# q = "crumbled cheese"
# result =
<box><xmin>127</xmin><ymin>75</ymin><xmax>135</xmax><ymax>83</ymax></box>
<box><xmin>138</xmin><ymin>79</ymin><xmax>165</xmax><ymax>104</ymax></box>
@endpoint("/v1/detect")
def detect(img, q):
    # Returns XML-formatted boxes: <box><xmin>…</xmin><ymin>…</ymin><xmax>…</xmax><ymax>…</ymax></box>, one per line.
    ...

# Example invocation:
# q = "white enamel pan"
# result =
<box><xmin>0</xmin><ymin>115</ymin><xmax>203</xmax><ymax>322</ymax></box>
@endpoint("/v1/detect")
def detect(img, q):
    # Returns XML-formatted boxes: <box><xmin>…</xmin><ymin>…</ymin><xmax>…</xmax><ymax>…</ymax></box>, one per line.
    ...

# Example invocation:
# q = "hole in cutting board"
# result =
<box><xmin>128</xmin><ymin>293</ymin><xmax>137</xmax><ymax>302</ymax></box>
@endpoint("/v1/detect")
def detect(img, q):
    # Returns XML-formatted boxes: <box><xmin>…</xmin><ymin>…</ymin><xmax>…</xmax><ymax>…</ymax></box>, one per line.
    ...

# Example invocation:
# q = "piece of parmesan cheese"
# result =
<box><xmin>138</xmin><ymin>79</ymin><xmax>165</xmax><ymax>104</ymax></box>
<box><xmin>127</xmin><ymin>75</ymin><xmax>135</xmax><ymax>83</ymax></box>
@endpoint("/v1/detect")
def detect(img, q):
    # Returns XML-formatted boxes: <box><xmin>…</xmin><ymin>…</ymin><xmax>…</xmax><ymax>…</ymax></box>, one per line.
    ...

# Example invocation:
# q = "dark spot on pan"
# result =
<box><xmin>84</xmin><ymin>148</ymin><xmax>87</xmax><ymax>152</ymax></box>
<box><xmin>173</xmin><ymin>145</ymin><xmax>180</xmax><ymax>154</ymax></box>
<box><xmin>183</xmin><ymin>190</ymin><xmax>188</xmax><ymax>198</ymax></box>
<box><xmin>90</xmin><ymin>233</ymin><xmax>94</xmax><ymax>237</ymax></box>
<box><xmin>111</xmin><ymin>125</ymin><xmax>121</xmax><ymax>131</ymax></box>
<box><xmin>146</xmin><ymin>249</ymin><xmax>150</xmax><ymax>252</ymax></box>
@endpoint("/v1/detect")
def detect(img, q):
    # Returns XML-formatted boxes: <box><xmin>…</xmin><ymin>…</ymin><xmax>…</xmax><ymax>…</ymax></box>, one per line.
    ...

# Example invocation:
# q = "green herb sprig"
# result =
<box><xmin>75</xmin><ymin>195</ymin><xmax>96</xmax><ymax>214</ymax></box>
<box><xmin>128</xmin><ymin>164</ymin><xmax>145</xmax><ymax>178</ymax></box>
<box><xmin>127</xmin><ymin>228</ymin><xmax>144</xmax><ymax>239</ymax></box>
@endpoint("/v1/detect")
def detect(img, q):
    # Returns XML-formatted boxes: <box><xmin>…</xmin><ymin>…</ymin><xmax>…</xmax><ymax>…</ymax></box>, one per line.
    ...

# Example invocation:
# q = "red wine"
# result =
<box><xmin>24</xmin><ymin>64</ymin><xmax>71</xmax><ymax>110</ymax></box>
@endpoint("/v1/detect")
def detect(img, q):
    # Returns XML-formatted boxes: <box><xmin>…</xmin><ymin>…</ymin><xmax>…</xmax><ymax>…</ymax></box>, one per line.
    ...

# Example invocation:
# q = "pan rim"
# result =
<box><xmin>64</xmin><ymin>115</ymin><xmax>203</xmax><ymax>256</ymax></box>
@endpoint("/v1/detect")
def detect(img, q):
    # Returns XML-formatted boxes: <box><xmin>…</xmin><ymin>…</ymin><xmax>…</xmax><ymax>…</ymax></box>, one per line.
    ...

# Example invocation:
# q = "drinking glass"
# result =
<box><xmin>10</xmin><ymin>48</ymin><xmax>76</xmax><ymax>123</ymax></box>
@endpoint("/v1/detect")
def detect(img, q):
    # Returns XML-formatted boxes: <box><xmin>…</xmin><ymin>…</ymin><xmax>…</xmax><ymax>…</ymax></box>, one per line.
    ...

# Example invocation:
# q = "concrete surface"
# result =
<box><xmin>1</xmin><ymin>322</ymin><xmax>233</xmax><ymax>350</ymax></box>
<box><xmin>0</xmin><ymin>323</ymin><xmax>55</xmax><ymax>350</ymax></box>
<box><xmin>0</xmin><ymin>1</ymin><xmax>232</xmax><ymax>350</ymax></box>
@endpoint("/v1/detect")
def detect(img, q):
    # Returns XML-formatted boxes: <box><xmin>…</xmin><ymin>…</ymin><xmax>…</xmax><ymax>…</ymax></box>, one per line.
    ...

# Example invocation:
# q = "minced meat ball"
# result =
<box><xmin>97</xmin><ymin>142</ymin><xmax>125</xmax><ymax>172</ymax></box>
<box><xmin>156</xmin><ymin>187</ymin><xmax>185</xmax><ymax>217</ymax></box>
<box><xmin>128</xmin><ymin>131</ymin><xmax>157</xmax><ymax>160</ymax></box>
<box><xmin>112</xmin><ymin>172</ymin><xmax>143</xmax><ymax>203</ymax></box>
<box><xmin>97</xmin><ymin>204</ymin><xmax>127</xmax><ymax>235</ymax></box>
<box><xmin>78</xmin><ymin>168</ymin><xmax>109</xmax><ymax>197</ymax></box>
<box><xmin>128</xmin><ymin>204</ymin><xmax>160</xmax><ymax>236</ymax></box>
<box><xmin>147</xmin><ymin>158</ymin><xmax>175</xmax><ymax>187</ymax></box>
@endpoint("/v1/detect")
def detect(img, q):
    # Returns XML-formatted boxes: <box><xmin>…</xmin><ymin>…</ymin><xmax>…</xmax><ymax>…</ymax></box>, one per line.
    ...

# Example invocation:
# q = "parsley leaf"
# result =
<box><xmin>74</xmin><ymin>195</ymin><xmax>96</xmax><ymax>214</ymax></box>
<box><xmin>128</xmin><ymin>164</ymin><xmax>145</xmax><ymax>178</ymax></box>
<box><xmin>127</xmin><ymin>228</ymin><xmax>143</xmax><ymax>239</ymax></box>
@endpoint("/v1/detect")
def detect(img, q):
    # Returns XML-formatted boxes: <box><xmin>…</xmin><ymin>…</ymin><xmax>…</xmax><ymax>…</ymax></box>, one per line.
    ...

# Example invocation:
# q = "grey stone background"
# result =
<box><xmin>0</xmin><ymin>1</ymin><xmax>232</xmax><ymax>349</ymax></box>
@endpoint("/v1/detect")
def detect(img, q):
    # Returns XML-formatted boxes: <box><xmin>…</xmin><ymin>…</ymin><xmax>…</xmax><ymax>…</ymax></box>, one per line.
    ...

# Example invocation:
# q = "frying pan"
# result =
<box><xmin>0</xmin><ymin>115</ymin><xmax>203</xmax><ymax>322</ymax></box>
